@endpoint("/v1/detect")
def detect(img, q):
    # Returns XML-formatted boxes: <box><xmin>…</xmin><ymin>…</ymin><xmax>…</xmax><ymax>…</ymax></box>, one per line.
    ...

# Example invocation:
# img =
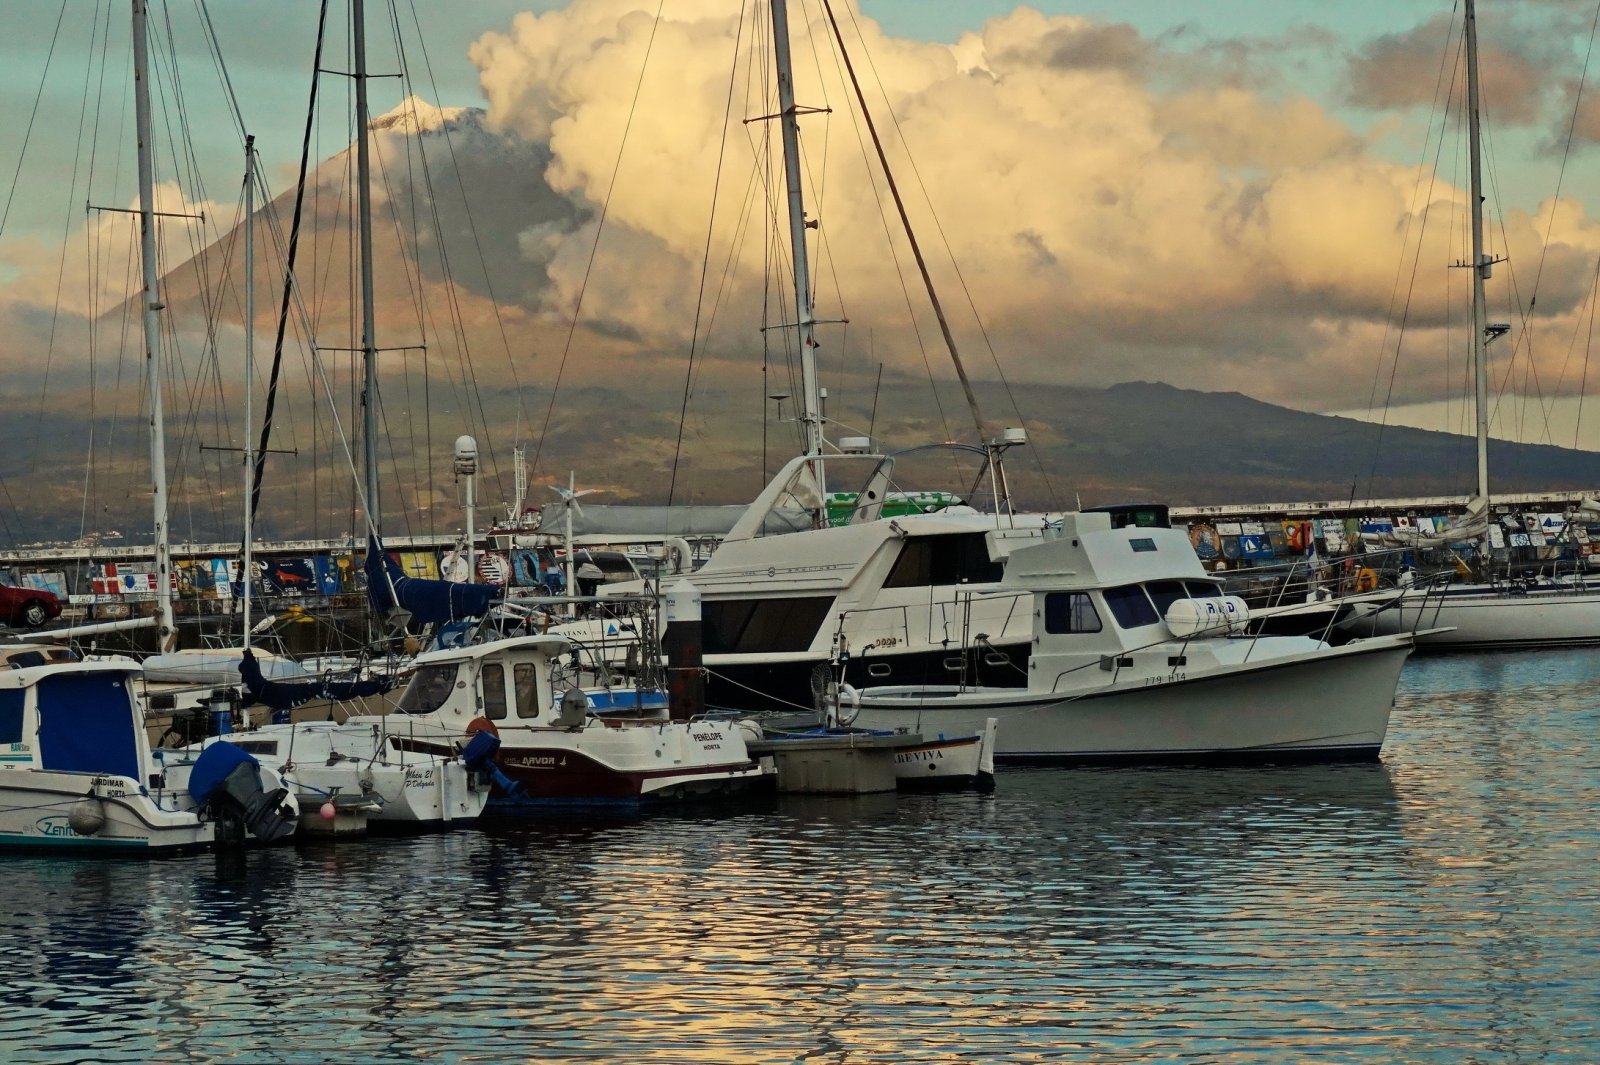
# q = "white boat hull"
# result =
<box><xmin>889</xmin><ymin>718</ymin><xmax>997</xmax><ymax>789</ymax></box>
<box><xmin>0</xmin><ymin>770</ymin><xmax>212</xmax><ymax>852</ymax></box>
<box><xmin>183</xmin><ymin>721</ymin><xmax>489</xmax><ymax>830</ymax></box>
<box><xmin>852</xmin><ymin>638</ymin><xmax>1410</xmax><ymax>764</ymax></box>
<box><xmin>1338</xmin><ymin>584</ymin><xmax>1600</xmax><ymax>649</ymax></box>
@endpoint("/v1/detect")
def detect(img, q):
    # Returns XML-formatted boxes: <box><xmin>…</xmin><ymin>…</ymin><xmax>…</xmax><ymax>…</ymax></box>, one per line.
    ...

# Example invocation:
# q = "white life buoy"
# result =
<box><xmin>837</xmin><ymin>683</ymin><xmax>861</xmax><ymax>727</ymax></box>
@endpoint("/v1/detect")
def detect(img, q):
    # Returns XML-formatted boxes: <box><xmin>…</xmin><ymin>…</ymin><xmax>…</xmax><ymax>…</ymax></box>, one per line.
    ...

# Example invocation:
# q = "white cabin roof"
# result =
<box><xmin>998</xmin><ymin>514</ymin><xmax>1209</xmax><ymax>592</ymax></box>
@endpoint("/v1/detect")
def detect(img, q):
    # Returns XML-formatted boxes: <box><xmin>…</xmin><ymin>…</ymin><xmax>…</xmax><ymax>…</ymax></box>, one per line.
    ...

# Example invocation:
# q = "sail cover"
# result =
<box><xmin>1359</xmin><ymin>497</ymin><xmax>1491</xmax><ymax>551</ymax></box>
<box><xmin>239</xmin><ymin>648</ymin><xmax>393</xmax><ymax>712</ymax></box>
<box><xmin>364</xmin><ymin>534</ymin><xmax>498</xmax><ymax>624</ymax></box>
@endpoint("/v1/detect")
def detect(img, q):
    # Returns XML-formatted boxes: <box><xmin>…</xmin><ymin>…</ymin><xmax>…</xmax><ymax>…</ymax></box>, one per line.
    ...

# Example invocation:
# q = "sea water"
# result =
<box><xmin>2</xmin><ymin>649</ymin><xmax>1598</xmax><ymax>1063</ymax></box>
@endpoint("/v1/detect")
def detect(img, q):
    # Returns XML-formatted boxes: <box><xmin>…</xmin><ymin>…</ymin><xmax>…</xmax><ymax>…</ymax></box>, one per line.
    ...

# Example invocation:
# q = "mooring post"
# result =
<box><xmin>664</xmin><ymin>579</ymin><xmax>705</xmax><ymax>722</ymax></box>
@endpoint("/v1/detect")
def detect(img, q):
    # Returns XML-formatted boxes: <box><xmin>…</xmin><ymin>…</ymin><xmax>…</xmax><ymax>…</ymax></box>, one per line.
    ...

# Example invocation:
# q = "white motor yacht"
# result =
<box><xmin>845</xmin><ymin>511</ymin><xmax>1421</xmax><ymax>764</ymax></box>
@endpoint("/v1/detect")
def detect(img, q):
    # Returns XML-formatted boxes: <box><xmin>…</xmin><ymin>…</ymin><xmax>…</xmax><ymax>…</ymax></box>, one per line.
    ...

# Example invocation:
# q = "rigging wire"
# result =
<box><xmin>668</xmin><ymin>0</ymin><xmax>750</xmax><ymax>507</ymax></box>
<box><xmin>837</xmin><ymin>0</ymin><xmax>1057</xmax><ymax>507</ymax></box>
<box><xmin>1360</xmin><ymin>10</ymin><xmax>1463</xmax><ymax>498</ymax></box>
<box><xmin>526</xmin><ymin>0</ymin><xmax>668</xmax><ymax>487</ymax></box>
<box><xmin>403</xmin><ymin>0</ymin><xmax>530</xmax><ymax>492</ymax></box>
<box><xmin>249</xmin><ymin>0</ymin><xmax>329</xmax><ymax>527</ymax></box>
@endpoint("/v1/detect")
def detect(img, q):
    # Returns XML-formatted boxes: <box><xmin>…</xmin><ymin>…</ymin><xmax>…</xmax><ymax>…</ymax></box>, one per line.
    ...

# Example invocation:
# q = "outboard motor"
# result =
<box><xmin>187</xmin><ymin>742</ymin><xmax>298</xmax><ymax>845</ymax></box>
<box><xmin>459</xmin><ymin>728</ymin><xmax>521</xmax><ymax>797</ymax></box>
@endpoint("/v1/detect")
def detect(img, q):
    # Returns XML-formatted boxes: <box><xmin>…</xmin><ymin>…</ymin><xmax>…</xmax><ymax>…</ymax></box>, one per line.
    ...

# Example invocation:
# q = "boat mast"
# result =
<box><xmin>1465</xmin><ymin>0</ymin><xmax>1491</xmax><ymax>506</ymax></box>
<box><xmin>132</xmin><ymin>0</ymin><xmax>176</xmax><ymax>651</ymax></box>
<box><xmin>353</xmin><ymin>0</ymin><xmax>381</xmax><ymax>535</ymax></box>
<box><xmin>242</xmin><ymin>137</ymin><xmax>257</xmax><ymax>647</ymax></box>
<box><xmin>768</xmin><ymin>0</ymin><xmax>826</xmax><ymax>479</ymax></box>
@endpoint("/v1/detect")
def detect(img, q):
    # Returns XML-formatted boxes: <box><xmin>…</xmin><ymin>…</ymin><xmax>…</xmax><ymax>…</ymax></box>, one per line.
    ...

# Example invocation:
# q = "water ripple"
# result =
<box><xmin>3</xmin><ymin>652</ymin><xmax>1600</xmax><ymax>1061</ymax></box>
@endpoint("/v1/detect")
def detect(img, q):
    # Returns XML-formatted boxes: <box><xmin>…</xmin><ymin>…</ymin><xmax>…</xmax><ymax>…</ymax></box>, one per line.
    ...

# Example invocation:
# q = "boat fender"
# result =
<box><xmin>837</xmin><ymin>684</ymin><xmax>861</xmax><ymax>727</ymax></box>
<box><xmin>68</xmin><ymin>796</ymin><xmax>107</xmax><ymax>836</ymax></box>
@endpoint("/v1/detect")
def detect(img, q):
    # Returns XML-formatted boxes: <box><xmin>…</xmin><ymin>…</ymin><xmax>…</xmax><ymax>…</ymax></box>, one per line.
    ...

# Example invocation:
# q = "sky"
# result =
<box><xmin>2</xmin><ymin>0</ymin><xmax>1600</xmax><ymax>525</ymax></box>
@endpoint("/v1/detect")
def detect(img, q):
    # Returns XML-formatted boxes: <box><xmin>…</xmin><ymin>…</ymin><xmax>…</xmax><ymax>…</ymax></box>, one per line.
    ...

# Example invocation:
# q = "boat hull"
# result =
<box><xmin>706</xmin><ymin>641</ymin><xmax>1030</xmax><ymax>715</ymax></box>
<box><xmin>851</xmin><ymin>639</ymin><xmax>1410</xmax><ymax>765</ymax></box>
<box><xmin>889</xmin><ymin>719</ymin><xmax>997</xmax><ymax>791</ymax></box>
<box><xmin>1338</xmin><ymin>585</ymin><xmax>1600</xmax><ymax>650</ymax></box>
<box><xmin>408</xmin><ymin>722</ymin><xmax>774</xmax><ymax>809</ymax></box>
<box><xmin>0</xmin><ymin>771</ymin><xmax>212</xmax><ymax>853</ymax></box>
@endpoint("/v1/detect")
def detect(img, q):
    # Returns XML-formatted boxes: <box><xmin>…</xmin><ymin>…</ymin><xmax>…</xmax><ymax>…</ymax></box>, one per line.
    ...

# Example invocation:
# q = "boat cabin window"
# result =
<box><xmin>704</xmin><ymin>596</ymin><xmax>834</xmax><ymax>655</ymax></box>
<box><xmin>1043</xmin><ymin>593</ymin><xmax>1101</xmax><ymax>634</ymax></box>
<box><xmin>883</xmin><ymin>533</ymin><xmax>1004</xmax><ymax>588</ymax></box>
<box><xmin>228</xmin><ymin>740</ymin><xmax>279</xmax><ymax>757</ymax></box>
<box><xmin>1186</xmin><ymin>580</ymin><xmax>1222</xmax><ymax>598</ymax></box>
<box><xmin>396</xmin><ymin>664</ymin><xmax>460</xmax><ymax>714</ymax></box>
<box><xmin>0</xmin><ymin>689</ymin><xmax>23</xmax><ymax>744</ymax></box>
<box><xmin>4</xmin><ymin>648</ymin><xmax>78</xmax><ymax>669</ymax></box>
<box><xmin>1103</xmin><ymin>584</ymin><xmax>1161</xmax><ymax>629</ymax></box>
<box><xmin>481</xmin><ymin>663</ymin><xmax>507</xmax><ymax>720</ymax></box>
<box><xmin>514</xmin><ymin>663</ymin><xmax>541</xmax><ymax>719</ymax></box>
<box><xmin>1144</xmin><ymin>580</ymin><xmax>1190</xmax><ymax>616</ymax></box>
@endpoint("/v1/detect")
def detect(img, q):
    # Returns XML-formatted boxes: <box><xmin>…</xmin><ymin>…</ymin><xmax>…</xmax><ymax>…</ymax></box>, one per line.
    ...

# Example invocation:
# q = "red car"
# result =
<box><xmin>0</xmin><ymin>584</ymin><xmax>62</xmax><ymax>628</ymax></box>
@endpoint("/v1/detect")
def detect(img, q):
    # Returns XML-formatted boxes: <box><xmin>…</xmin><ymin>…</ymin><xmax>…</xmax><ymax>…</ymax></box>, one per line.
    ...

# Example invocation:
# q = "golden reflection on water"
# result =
<box><xmin>2</xmin><ymin>650</ymin><xmax>1600</xmax><ymax>1061</ymax></box>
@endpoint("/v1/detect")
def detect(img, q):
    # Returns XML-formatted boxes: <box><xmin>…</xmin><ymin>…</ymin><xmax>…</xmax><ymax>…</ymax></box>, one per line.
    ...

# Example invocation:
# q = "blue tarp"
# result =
<box><xmin>36</xmin><ymin>673</ymin><xmax>140</xmax><ymax>781</ymax></box>
<box><xmin>187</xmin><ymin>741</ymin><xmax>257</xmax><ymax>805</ymax></box>
<box><xmin>364</xmin><ymin>534</ymin><xmax>498</xmax><ymax>625</ymax></box>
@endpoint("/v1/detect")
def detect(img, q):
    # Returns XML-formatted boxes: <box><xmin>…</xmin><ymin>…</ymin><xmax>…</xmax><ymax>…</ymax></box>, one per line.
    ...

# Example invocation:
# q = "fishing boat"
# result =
<box><xmin>382</xmin><ymin>633</ymin><xmax>773</xmax><ymax>808</ymax></box>
<box><xmin>1336</xmin><ymin>0</ymin><xmax>1600</xmax><ymax>650</ymax></box>
<box><xmin>0</xmin><ymin>656</ymin><xmax>296</xmax><ymax>852</ymax></box>
<box><xmin>844</xmin><ymin>510</ymin><xmax>1420</xmax><ymax>764</ymax></box>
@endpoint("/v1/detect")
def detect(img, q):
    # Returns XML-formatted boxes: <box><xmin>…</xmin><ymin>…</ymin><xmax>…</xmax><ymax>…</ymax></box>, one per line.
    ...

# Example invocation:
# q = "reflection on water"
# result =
<box><xmin>2</xmin><ymin>651</ymin><xmax>1599</xmax><ymax>1062</ymax></box>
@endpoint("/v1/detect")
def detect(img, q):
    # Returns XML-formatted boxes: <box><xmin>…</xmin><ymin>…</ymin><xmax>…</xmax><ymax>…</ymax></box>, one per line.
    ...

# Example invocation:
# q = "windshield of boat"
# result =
<box><xmin>396</xmin><ymin>663</ymin><xmax>460</xmax><ymax>715</ymax></box>
<box><xmin>1103</xmin><ymin>581</ymin><xmax>1229</xmax><ymax>629</ymax></box>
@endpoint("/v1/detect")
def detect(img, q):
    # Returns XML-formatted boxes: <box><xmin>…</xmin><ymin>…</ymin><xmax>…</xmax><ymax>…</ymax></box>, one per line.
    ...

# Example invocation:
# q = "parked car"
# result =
<box><xmin>0</xmin><ymin>584</ymin><xmax>62</xmax><ymax>628</ymax></box>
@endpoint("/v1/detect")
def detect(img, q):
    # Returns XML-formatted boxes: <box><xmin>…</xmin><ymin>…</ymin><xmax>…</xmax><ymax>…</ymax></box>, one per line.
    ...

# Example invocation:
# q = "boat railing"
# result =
<box><xmin>830</xmin><ymin>589</ymin><xmax>1032</xmax><ymax>686</ymax></box>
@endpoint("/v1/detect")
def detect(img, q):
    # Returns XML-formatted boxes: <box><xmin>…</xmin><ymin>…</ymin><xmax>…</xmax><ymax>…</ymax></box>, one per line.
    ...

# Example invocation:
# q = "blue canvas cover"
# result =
<box><xmin>239</xmin><ymin>648</ymin><xmax>393</xmax><ymax>712</ymax></box>
<box><xmin>36</xmin><ymin>673</ymin><xmax>140</xmax><ymax>781</ymax></box>
<box><xmin>364</xmin><ymin>534</ymin><xmax>498</xmax><ymax>625</ymax></box>
<box><xmin>187</xmin><ymin>741</ymin><xmax>260</xmax><ymax>805</ymax></box>
<box><xmin>0</xmin><ymin>689</ymin><xmax>24</xmax><ymax>744</ymax></box>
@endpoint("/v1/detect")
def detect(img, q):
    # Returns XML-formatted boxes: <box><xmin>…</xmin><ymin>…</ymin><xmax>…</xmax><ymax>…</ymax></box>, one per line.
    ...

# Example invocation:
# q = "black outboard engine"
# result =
<box><xmin>187</xmin><ymin>742</ymin><xmax>298</xmax><ymax>845</ymax></box>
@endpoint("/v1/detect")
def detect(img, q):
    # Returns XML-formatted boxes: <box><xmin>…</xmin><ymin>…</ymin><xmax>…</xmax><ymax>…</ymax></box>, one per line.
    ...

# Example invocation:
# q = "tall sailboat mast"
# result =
<box><xmin>132</xmin><ymin>0</ymin><xmax>176</xmax><ymax>651</ymax></box>
<box><xmin>242</xmin><ymin>137</ymin><xmax>257</xmax><ymax>646</ymax></box>
<box><xmin>1465</xmin><ymin>0</ymin><xmax>1491</xmax><ymax>505</ymax></box>
<box><xmin>768</xmin><ymin>0</ymin><xmax>825</xmax><ymax>470</ymax></box>
<box><xmin>353</xmin><ymin>0</ymin><xmax>381</xmax><ymax>535</ymax></box>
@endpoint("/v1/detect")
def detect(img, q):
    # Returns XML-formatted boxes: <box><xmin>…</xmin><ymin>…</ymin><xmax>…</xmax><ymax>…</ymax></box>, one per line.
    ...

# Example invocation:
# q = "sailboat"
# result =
<box><xmin>0</xmin><ymin>0</ymin><xmax>298</xmax><ymax>852</ymax></box>
<box><xmin>1338</xmin><ymin>0</ymin><xmax>1600</xmax><ymax>651</ymax></box>
<box><xmin>161</xmin><ymin>0</ymin><xmax>498</xmax><ymax>831</ymax></box>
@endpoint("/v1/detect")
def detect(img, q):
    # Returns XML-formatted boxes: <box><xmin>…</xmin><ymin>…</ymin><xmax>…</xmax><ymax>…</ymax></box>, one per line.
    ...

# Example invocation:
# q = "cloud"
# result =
<box><xmin>1342</xmin><ymin>11</ymin><xmax>1569</xmax><ymax>127</ymax></box>
<box><xmin>453</xmin><ymin>0</ymin><xmax>1600</xmax><ymax>417</ymax></box>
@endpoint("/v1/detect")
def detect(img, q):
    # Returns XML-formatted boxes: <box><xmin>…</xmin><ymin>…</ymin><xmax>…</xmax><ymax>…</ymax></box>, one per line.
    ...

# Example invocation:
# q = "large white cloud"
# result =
<box><xmin>466</xmin><ymin>0</ymin><xmax>1600</xmax><ymax>414</ymax></box>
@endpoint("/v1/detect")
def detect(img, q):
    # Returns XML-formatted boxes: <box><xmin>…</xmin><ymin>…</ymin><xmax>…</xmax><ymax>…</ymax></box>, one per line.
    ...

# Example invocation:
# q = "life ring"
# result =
<box><xmin>1285</xmin><ymin>523</ymin><xmax>1305</xmax><ymax>552</ymax></box>
<box><xmin>1355</xmin><ymin>567</ymin><xmax>1378</xmax><ymax>593</ymax></box>
<box><xmin>466</xmin><ymin>716</ymin><xmax>500</xmax><ymax>739</ymax></box>
<box><xmin>836</xmin><ymin>683</ymin><xmax>861</xmax><ymax>727</ymax></box>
